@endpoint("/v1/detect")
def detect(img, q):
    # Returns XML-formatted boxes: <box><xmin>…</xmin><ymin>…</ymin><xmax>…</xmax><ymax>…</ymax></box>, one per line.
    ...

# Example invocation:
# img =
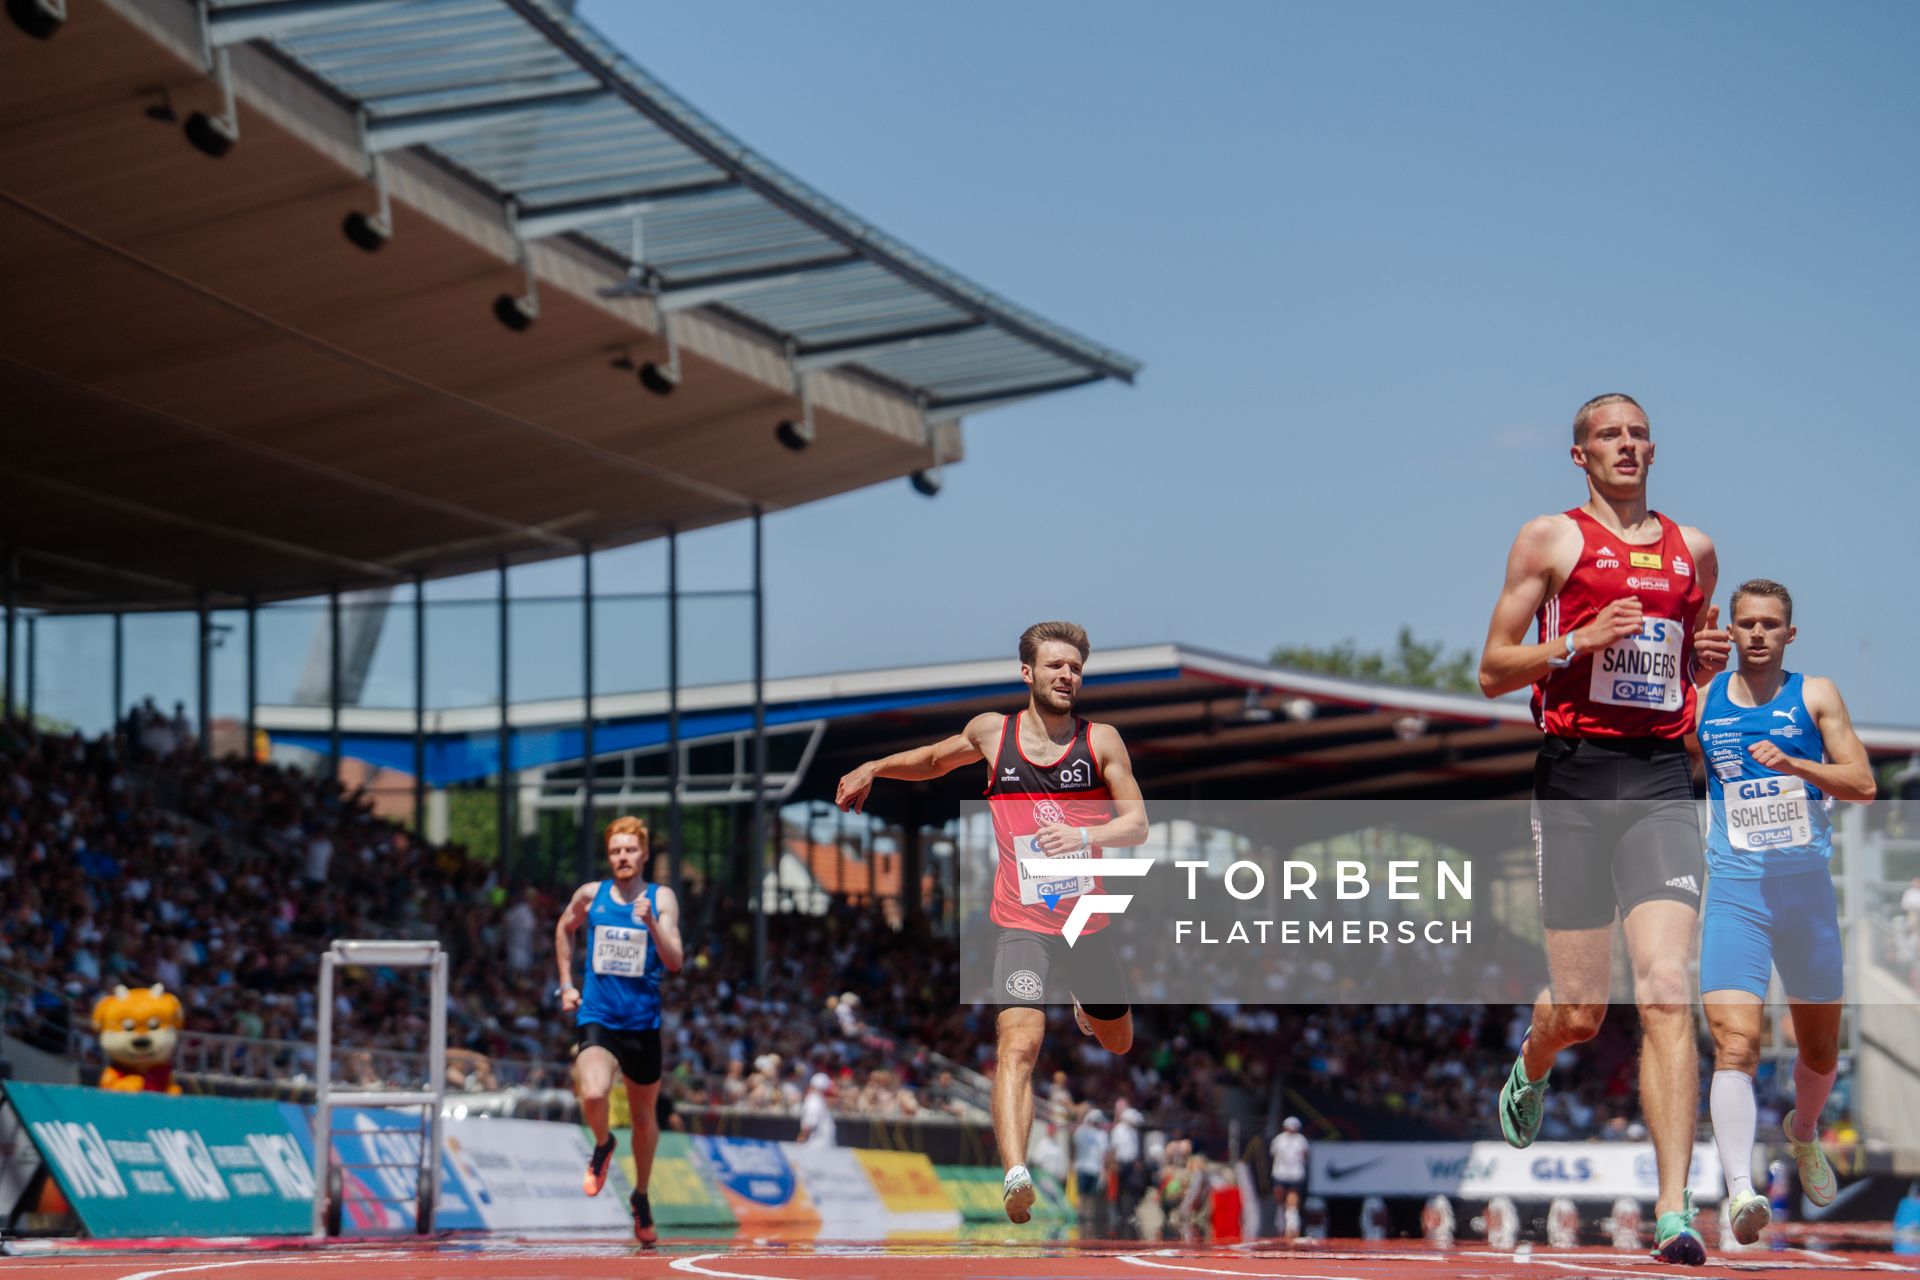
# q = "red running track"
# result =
<box><xmin>0</xmin><ymin>1239</ymin><xmax>1910</xmax><ymax>1280</ymax></box>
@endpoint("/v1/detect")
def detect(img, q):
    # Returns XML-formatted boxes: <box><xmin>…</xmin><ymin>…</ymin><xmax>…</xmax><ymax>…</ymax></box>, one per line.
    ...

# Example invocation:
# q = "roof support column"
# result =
<box><xmin>750</xmin><ymin>509</ymin><xmax>768</xmax><ymax>981</ymax></box>
<box><xmin>113</xmin><ymin>611</ymin><xmax>125</xmax><ymax>735</ymax></box>
<box><xmin>3</xmin><ymin>548</ymin><xmax>13</xmax><ymax>723</ymax></box>
<box><xmin>24</xmin><ymin>616</ymin><xmax>35</xmax><ymax>726</ymax></box>
<box><xmin>196</xmin><ymin>590</ymin><xmax>211</xmax><ymax>759</ymax></box>
<box><xmin>244</xmin><ymin>595</ymin><xmax>257</xmax><ymax>763</ymax></box>
<box><xmin>328</xmin><ymin>586</ymin><xmax>342</xmax><ymax>786</ymax></box>
<box><xmin>497</xmin><ymin>557</ymin><xmax>511</xmax><ymax>881</ymax></box>
<box><xmin>412</xmin><ymin>572</ymin><xmax>426</xmax><ymax>846</ymax></box>
<box><xmin>667</xmin><ymin>530</ymin><xmax>682</xmax><ymax>905</ymax></box>
<box><xmin>579</xmin><ymin>544</ymin><xmax>595</xmax><ymax>884</ymax></box>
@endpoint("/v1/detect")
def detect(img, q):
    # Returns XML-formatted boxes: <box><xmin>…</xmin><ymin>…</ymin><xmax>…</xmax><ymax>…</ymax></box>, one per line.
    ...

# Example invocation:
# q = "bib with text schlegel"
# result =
<box><xmin>1724</xmin><ymin>775</ymin><xmax>1813</xmax><ymax>853</ymax></box>
<box><xmin>1588</xmin><ymin>615</ymin><xmax>1685</xmax><ymax>713</ymax></box>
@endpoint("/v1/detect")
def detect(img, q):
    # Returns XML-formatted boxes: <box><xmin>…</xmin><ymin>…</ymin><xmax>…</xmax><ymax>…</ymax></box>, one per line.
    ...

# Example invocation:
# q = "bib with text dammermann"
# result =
<box><xmin>1014</xmin><ymin>797</ymin><xmax>1096</xmax><ymax>909</ymax></box>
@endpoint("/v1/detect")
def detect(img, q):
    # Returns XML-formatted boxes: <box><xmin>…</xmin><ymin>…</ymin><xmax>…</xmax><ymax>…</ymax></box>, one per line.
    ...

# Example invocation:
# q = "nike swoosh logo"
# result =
<box><xmin>1325</xmin><ymin>1158</ymin><xmax>1387</xmax><ymax>1180</ymax></box>
<box><xmin>1800</xmin><ymin>1176</ymin><xmax>1869</xmax><ymax>1221</ymax></box>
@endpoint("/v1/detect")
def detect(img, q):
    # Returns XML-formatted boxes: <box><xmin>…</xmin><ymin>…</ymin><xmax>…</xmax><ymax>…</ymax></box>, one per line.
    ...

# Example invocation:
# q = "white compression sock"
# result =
<box><xmin>1711</xmin><ymin>1070</ymin><xmax>1758</xmax><ymax>1199</ymax></box>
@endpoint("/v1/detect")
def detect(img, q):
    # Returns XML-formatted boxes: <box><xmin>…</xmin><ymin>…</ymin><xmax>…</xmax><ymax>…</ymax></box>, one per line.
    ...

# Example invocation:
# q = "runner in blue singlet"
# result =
<box><xmin>1696</xmin><ymin>580</ymin><xmax>1876</xmax><ymax>1247</ymax></box>
<box><xmin>555</xmin><ymin>814</ymin><xmax>683</xmax><ymax>1246</ymax></box>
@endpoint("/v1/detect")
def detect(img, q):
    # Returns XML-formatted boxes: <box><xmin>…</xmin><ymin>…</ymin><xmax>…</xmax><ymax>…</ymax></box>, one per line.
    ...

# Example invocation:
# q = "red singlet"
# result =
<box><xmin>1532</xmin><ymin>508</ymin><xmax>1704</xmax><ymax>740</ymax></box>
<box><xmin>985</xmin><ymin>712</ymin><xmax>1115</xmax><ymax>935</ymax></box>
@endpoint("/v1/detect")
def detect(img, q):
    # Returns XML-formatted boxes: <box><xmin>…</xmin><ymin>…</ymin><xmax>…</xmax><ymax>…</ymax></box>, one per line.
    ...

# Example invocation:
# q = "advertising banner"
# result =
<box><xmin>849</xmin><ymin>1148</ymin><xmax>960</xmax><ymax>1232</ymax></box>
<box><xmin>1308</xmin><ymin>1140</ymin><xmax>1723</xmax><ymax>1201</ymax></box>
<box><xmin>692</xmin><ymin>1135</ymin><xmax>818</xmax><ymax>1227</ymax></box>
<box><xmin>442</xmin><ymin>1116</ymin><xmax>633</xmax><ymax>1230</ymax></box>
<box><xmin>277</xmin><ymin>1103</ymin><xmax>486</xmax><ymax>1233</ymax></box>
<box><xmin>10</xmin><ymin>1083</ymin><xmax>313</xmax><ymax>1237</ymax></box>
<box><xmin>784</xmin><ymin>1142</ymin><xmax>888</xmax><ymax>1237</ymax></box>
<box><xmin>615</xmin><ymin>1129</ymin><xmax>736</xmax><ymax>1231</ymax></box>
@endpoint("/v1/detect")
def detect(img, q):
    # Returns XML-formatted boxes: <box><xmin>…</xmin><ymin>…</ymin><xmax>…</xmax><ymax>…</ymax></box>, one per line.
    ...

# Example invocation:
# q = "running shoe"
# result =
<box><xmin>1651</xmin><ymin>1189</ymin><xmax>1706</xmax><ymax>1266</ymax></box>
<box><xmin>1497</xmin><ymin>1030</ymin><xmax>1549</xmax><ymax>1149</ymax></box>
<box><xmin>583</xmin><ymin>1134</ymin><xmax>617</xmax><ymax>1197</ymax></box>
<box><xmin>1003</xmin><ymin>1164</ymin><xmax>1036</xmax><ymax>1224</ymax></box>
<box><xmin>1727</xmin><ymin>1189</ymin><xmax>1771</xmax><ymax>1246</ymax></box>
<box><xmin>630</xmin><ymin>1188</ymin><xmax>656</xmax><ymax>1247</ymax></box>
<box><xmin>1783</xmin><ymin>1110</ymin><xmax>1837</xmax><ymax>1207</ymax></box>
<box><xmin>1074</xmin><ymin>999</ymin><xmax>1093</xmax><ymax>1037</ymax></box>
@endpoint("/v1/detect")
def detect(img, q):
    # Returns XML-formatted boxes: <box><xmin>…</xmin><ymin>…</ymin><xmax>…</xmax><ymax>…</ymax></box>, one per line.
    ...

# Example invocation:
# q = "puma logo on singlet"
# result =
<box><xmin>1773</xmin><ymin>707</ymin><xmax>1798</xmax><ymax>723</ymax></box>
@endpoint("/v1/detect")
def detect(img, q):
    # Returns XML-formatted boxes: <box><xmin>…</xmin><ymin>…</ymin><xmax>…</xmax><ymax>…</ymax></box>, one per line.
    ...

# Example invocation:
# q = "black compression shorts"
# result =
<box><xmin>575</xmin><ymin>1023</ymin><xmax>663</xmax><ymax>1086</ymax></box>
<box><xmin>991</xmin><ymin>924</ymin><xmax>1130</xmax><ymax>1020</ymax></box>
<box><xmin>1531</xmin><ymin>735</ymin><xmax>1704</xmax><ymax>930</ymax></box>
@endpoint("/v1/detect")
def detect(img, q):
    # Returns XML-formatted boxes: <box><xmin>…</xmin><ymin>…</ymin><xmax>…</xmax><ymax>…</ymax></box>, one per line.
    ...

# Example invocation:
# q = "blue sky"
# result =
<box><xmin>31</xmin><ymin>2</ymin><xmax>1920</xmax><ymax>732</ymax></box>
<box><xmin>567</xmin><ymin>0</ymin><xmax>1920</xmax><ymax>722</ymax></box>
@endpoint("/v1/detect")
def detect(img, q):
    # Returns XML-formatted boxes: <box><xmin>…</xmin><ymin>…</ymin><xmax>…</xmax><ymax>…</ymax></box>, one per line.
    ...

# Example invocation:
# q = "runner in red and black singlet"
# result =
<box><xmin>985</xmin><ymin>711</ymin><xmax>1116</xmax><ymax>935</ymax></box>
<box><xmin>1477</xmin><ymin>392</ymin><xmax>1731</xmax><ymax>1265</ymax></box>
<box><xmin>836</xmin><ymin>621</ymin><xmax>1148</xmax><ymax>1226</ymax></box>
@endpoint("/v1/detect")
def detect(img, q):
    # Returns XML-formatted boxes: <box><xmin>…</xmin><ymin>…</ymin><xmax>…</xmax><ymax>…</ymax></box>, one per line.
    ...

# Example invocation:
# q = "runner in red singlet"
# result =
<box><xmin>1478</xmin><ymin>392</ymin><xmax>1731</xmax><ymax>1265</ymax></box>
<box><xmin>835</xmin><ymin>621</ymin><xmax>1148</xmax><ymax>1225</ymax></box>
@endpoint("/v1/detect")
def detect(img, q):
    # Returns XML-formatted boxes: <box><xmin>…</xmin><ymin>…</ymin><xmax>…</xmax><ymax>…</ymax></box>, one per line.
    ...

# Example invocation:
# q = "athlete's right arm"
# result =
<box><xmin>833</xmin><ymin>712</ymin><xmax>995</xmax><ymax>814</ymax></box>
<box><xmin>553</xmin><ymin>883</ymin><xmax>595</xmax><ymax>1015</ymax></box>
<box><xmin>1478</xmin><ymin>516</ymin><xmax>1638</xmax><ymax>698</ymax></box>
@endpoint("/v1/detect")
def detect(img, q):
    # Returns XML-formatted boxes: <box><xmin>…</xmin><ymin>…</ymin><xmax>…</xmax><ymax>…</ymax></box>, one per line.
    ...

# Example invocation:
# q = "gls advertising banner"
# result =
<box><xmin>10</xmin><ymin>1083</ymin><xmax>313</xmax><ymax>1237</ymax></box>
<box><xmin>1309</xmin><ymin>1141</ymin><xmax>1723</xmax><ymax>1201</ymax></box>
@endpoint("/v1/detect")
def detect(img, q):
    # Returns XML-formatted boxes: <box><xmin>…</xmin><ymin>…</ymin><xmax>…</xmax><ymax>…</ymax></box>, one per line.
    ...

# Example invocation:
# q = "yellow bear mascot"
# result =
<box><xmin>91</xmin><ymin>984</ymin><xmax>184</xmax><ymax>1094</ymax></box>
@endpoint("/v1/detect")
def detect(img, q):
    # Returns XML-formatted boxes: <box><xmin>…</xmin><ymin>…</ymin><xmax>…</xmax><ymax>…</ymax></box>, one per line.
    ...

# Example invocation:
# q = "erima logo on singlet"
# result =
<box><xmin>1002</xmin><ymin>767</ymin><xmax>1019</xmax><ymax>778</ymax></box>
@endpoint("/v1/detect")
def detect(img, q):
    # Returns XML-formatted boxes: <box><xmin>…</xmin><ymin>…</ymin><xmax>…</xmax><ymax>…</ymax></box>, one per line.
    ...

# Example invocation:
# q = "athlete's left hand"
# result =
<box><xmin>1031</xmin><ymin>824</ymin><xmax>1090</xmax><ymax>856</ymax></box>
<box><xmin>1692</xmin><ymin>603</ymin><xmax>1730</xmax><ymax>681</ymax></box>
<box><xmin>1748</xmin><ymin>740</ymin><xmax>1801</xmax><ymax>775</ymax></box>
<box><xmin>631</xmin><ymin>894</ymin><xmax>656</xmax><ymax>927</ymax></box>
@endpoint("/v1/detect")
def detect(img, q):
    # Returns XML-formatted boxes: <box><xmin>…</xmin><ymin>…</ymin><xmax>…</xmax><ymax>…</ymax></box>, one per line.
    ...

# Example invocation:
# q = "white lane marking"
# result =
<box><xmin>1116</xmin><ymin>1251</ymin><xmax>1367</xmax><ymax>1280</ymax></box>
<box><xmin>671</xmin><ymin>1253</ymin><xmax>804</xmax><ymax>1280</ymax></box>
<box><xmin>119</xmin><ymin>1262</ymin><xmax>274</xmax><ymax>1280</ymax></box>
<box><xmin>1535</xmin><ymin>1261</ymin><xmax>1663</xmax><ymax>1279</ymax></box>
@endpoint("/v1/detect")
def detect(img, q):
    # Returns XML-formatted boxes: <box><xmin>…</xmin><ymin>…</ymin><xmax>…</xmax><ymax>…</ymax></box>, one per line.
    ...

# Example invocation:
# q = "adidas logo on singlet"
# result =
<box><xmin>1665</xmin><ymin>875</ymin><xmax>1699</xmax><ymax>895</ymax></box>
<box><xmin>1596</xmin><ymin>545</ymin><xmax>1616</xmax><ymax>556</ymax></box>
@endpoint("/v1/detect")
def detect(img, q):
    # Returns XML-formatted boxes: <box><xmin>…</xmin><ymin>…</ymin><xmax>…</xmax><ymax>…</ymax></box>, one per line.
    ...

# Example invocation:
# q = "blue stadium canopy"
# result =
<box><xmin>214</xmin><ymin>0</ymin><xmax>1139</xmax><ymax>412</ymax></box>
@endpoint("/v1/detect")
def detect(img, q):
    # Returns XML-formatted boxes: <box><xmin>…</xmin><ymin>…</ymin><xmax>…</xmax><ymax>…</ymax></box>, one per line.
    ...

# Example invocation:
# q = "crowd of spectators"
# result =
<box><xmin>0</xmin><ymin>716</ymin><xmax>1861</xmax><ymax>1152</ymax></box>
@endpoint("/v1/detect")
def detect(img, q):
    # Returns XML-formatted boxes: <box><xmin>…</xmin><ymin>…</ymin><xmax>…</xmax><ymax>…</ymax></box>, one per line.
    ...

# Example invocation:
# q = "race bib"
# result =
<box><xmin>1589</xmin><ymin>616</ymin><xmax>1684</xmax><ymax>712</ymax></box>
<box><xmin>1725</xmin><ymin>775</ymin><xmax>1813</xmax><ymax>852</ymax></box>
<box><xmin>1015</xmin><ymin>837</ymin><xmax>1096</xmax><ymax>909</ymax></box>
<box><xmin>591</xmin><ymin>924</ymin><xmax>650</xmax><ymax>977</ymax></box>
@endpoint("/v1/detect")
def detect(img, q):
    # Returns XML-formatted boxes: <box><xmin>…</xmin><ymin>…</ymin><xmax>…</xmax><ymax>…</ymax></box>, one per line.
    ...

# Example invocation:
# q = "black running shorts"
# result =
<box><xmin>1531</xmin><ymin>735</ymin><xmax>1704</xmax><ymax>930</ymax></box>
<box><xmin>575</xmin><ymin>1023</ymin><xmax>663</xmax><ymax>1086</ymax></box>
<box><xmin>991</xmin><ymin>925</ymin><xmax>1131</xmax><ymax>1020</ymax></box>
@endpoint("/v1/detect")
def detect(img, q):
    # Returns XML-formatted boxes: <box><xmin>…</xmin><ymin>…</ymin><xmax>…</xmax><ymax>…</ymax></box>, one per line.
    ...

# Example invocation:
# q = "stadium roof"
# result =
<box><xmin>254</xmin><ymin>642</ymin><xmax>1920</xmax><ymax>801</ymax></box>
<box><xmin>0</xmin><ymin>0</ymin><xmax>1138</xmax><ymax>611</ymax></box>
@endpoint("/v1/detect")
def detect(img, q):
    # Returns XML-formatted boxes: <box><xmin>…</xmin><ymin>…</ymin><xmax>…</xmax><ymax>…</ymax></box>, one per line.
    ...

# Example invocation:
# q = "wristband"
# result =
<box><xmin>555</xmin><ymin>984</ymin><xmax>577</xmax><ymax>999</ymax></box>
<box><xmin>1546</xmin><ymin>633</ymin><xmax>1577</xmax><ymax>670</ymax></box>
<box><xmin>1077</xmin><ymin>827</ymin><xmax>1089</xmax><ymax>852</ymax></box>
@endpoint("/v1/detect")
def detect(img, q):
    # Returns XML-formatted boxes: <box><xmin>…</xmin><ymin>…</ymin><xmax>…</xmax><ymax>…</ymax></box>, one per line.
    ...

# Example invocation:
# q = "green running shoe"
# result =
<box><xmin>1652</xmin><ymin>1188</ymin><xmax>1706</xmax><ymax>1266</ymax></box>
<box><xmin>1727</xmin><ymin>1189</ymin><xmax>1771</xmax><ymax>1246</ymax></box>
<box><xmin>1497</xmin><ymin>1032</ymin><xmax>1549</xmax><ymax>1149</ymax></box>
<box><xmin>1783</xmin><ymin>1110</ymin><xmax>1837</xmax><ymax>1208</ymax></box>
